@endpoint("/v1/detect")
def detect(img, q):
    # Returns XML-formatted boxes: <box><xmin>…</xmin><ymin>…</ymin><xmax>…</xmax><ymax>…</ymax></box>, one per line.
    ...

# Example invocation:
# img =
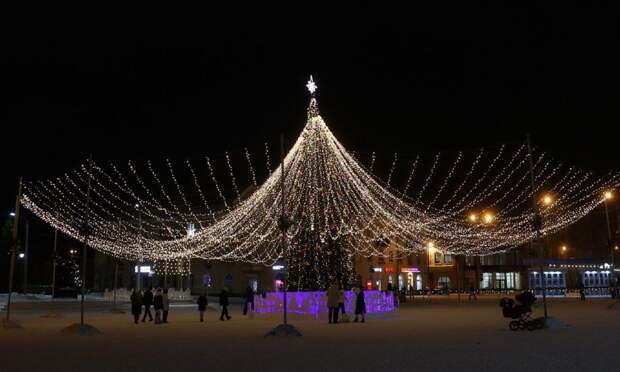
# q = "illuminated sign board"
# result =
<box><xmin>401</xmin><ymin>267</ymin><xmax>421</xmax><ymax>273</ymax></box>
<box><xmin>134</xmin><ymin>265</ymin><xmax>153</xmax><ymax>274</ymax></box>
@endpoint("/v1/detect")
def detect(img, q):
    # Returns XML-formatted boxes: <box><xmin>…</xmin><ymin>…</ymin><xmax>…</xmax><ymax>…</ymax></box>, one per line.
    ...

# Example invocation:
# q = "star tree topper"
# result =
<box><xmin>306</xmin><ymin>75</ymin><xmax>317</xmax><ymax>95</ymax></box>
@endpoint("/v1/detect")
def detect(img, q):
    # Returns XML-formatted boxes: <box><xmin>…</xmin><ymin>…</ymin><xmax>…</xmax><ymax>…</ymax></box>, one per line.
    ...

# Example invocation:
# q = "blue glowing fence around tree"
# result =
<box><xmin>254</xmin><ymin>290</ymin><xmax>395</xmax><ymax>318</ymax></box>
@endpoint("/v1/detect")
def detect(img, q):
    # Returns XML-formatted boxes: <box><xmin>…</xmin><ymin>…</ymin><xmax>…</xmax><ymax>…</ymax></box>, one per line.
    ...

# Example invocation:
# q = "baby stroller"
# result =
<box><xmin>499</xmin><ymin>291</ymin><xmax>545</xmax><ymax>331</ymax></box>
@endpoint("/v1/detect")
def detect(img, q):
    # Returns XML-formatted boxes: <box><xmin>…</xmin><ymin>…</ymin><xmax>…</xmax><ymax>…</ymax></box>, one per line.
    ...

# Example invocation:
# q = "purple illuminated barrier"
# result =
<box><xmin>254</xmin><ymin>290</ymin><xmax>395</xmax><ymax>318</ymax></box>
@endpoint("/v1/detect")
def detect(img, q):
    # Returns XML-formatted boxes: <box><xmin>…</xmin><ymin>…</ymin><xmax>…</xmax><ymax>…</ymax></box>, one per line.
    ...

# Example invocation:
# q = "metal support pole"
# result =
<box><xmin>280</xmin><ymin>133</ymin><xmax>288</xmax><ymax>326</ymax></box>
<box><xmin>604</xmin><ymin>201</ymin><xmax>616</xmax><ymax>297</ymax></box>
<box><xmin>23</xmin><ymin>220</ymin><xmax>29</xmax><ymax>294</ymax></box>
<box><xmin>527</xmin><ymin>134</ymin><xmax>548</xmax><ymax>319</ymax></box>
<box><xmin>113</xmin><ymin>261</ymin><xmax>119</xmax><ymax>309</ymax></box>
<box><xmin>51</xmin><ymin>227</ymin><xmax>58</xmax><ymax>299</ymax></box>
<box><xmin>5</xmin><ymin>177</ymin><xmax>23</xmax><ymax>324</ymax></box>
<box><xmin>456</xmin><ymin>255</ymin><xmax>461</xmax><ymax>303</ymax></box>
<box><xmin>426</xmin><ymin>248</ymin><xmax>431</xmax><ymax>301</ymax></box>
<box><xmin>80</xmin><ymin>156</ymin><xmax>94</xmax><ymax>327</ymax></box>
<box><xmin>135</xmin><ymin>208</ymin><xmax>143</xmax><ymax>291</ymax></box>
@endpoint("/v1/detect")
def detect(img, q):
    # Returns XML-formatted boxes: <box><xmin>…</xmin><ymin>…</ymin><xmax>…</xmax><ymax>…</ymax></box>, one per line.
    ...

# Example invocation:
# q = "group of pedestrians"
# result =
<box><xmin>131</xmin><ymin>283</ymin><xmax>367</xmax><ymax>325</ymax></box>
<box><xmin>130</xmin><ymin>287</ymin><xmax>169</xmax><ymax>324</ymax></box>
<box><xmin>195</xmin><ymin>285</ymin><xmax>255</xmax><ymax>322</ymax></box>
<box><xmin>327</xmin><ymin>283</ymin><xmax>366</xmax><ymax>324</ymax></box>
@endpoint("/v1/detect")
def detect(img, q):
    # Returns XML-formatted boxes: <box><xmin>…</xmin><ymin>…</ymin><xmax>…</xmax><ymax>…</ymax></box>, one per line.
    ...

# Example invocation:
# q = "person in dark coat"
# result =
<box><xmin>130</xmin><ymin>289</ymin><xmax>143</xmax><ymax>324</ymax></box>
<box><xmin>354</xmin><ymin>287</ymin><xmax>366</xmax><ymax>323</ymax></box>
<box><xmin>468</xmin><ymin>285</ymin><xmax>477</xmax><ymax>301</ymax></box>
<box><xmin>578</xmin><ymin>280</ymin><xmax>586</xmax><ymax>301</ymax></box>
<box><xmin>243</xmin><ymin>285</ymin><xmax>255</xmax><ymax>316</ymax></box>
<box><xmin>197</xmin><ymin>292</ymin><xmax>208</xmax><ymax>322</ymax></box>
<box><xmin>153</xmin><ymin>288</ymin><xmax>163</xmax><ymax>324</ymax></box>
<box><xmin>142</xmin><ymin>287</ymin><xmax>154</xmax><ymax>322</ymax></box>
<box><xmin>219</xmin><ymin>288</ymin><xmax>231</xmax><ymax>321</ymax></box>
<box><xmin>327</xmin><ymin>283</ymin><xmax>339</xmax><ymax>324</ymax></box>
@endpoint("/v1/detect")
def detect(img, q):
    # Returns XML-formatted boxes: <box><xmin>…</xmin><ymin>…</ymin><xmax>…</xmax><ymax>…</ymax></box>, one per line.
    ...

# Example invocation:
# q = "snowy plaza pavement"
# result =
<box><xmin>2</xmin><ymin>296</ymin><xmax>620</xmax><ymax>372</ymax></box>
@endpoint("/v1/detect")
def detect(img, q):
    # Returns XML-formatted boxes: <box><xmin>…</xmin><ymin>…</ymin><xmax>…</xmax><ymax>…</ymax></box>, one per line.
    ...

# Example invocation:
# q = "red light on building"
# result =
<box><xmin>385</xmin><ymin>267</ymin><xmax>394</xmax><ymax>273</ymax></box>
<box><xmin>366</xmin><ymin>280</ymin><xmax>373</xmax><ymax>290</ymax></box>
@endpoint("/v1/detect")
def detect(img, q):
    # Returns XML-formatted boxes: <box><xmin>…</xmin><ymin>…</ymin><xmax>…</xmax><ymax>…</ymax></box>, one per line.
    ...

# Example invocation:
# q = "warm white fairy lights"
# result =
<box><xmin>20</xmin><ymin>79</ymin><xmax>620</xmax><ymax>267</ymax></box>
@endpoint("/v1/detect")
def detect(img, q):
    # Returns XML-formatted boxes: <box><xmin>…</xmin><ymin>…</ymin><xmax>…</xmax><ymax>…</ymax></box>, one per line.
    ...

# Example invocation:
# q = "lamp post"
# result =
<box><xmin>467</xmin><ymin>211</ymin><xmax>495</xmax><ymax>295</ymax></box>
<box><xmin>603</xmin><ymin>190</ymin><xmax>616</xmax><ymax>298</ymax></box>
<box><xmin>527</xmin><ymin>135</ymin><xmax>548</xmax><ymax>320</ymax></box>
<box><xmin>426</xmin><ymin>242</ymin><xmax>434</xmax><ymax>301</ymax></box>
<box><xmin>265</xmin><ymin>132</ymin><xmax>300</xmax><ymax>337</ymax></box>
<box><xmin>79</xmin><ymin>157</ymin><xmax>94</xmax><ymax>327</ymax></box>
<box><xmin>135</xmin><ymin>203</ymin><xmax>143</xmax><ymax>292</ymax></box>
<box><xmin>23</xmin><ymin>219</ymin><xmax>29</xmax><ymax>295</ymax></box>
<box><xmin>3</xmin><ymin>177</ymin><xmax>22</xmax><ymax>328</ymax></box>
<box><xmin>51</xmin><ymin>227</ymin><xmax>58</xmax><ymax>299</ymax></box>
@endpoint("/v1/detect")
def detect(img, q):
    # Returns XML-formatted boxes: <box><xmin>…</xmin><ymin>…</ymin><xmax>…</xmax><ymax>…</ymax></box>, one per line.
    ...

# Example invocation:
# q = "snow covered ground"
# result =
<box><xmin>2</xmin><ymin>296</ymin><xmax>620</xmax><ymax>372</ymax></box>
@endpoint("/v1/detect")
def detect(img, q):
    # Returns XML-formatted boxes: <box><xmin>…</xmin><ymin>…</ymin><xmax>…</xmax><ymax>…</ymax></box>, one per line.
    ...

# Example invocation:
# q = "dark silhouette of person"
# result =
<box><xmin>354</xmin><ymin>287</ymin><xmax>366</xmax><ymax>323</ymax></box>
<box><xmin>197</xmin><ymin>292</ymin><xmax>208</xmax><ymax>322</ymax></box>
<box><xmin>142</xmin><ymin>287</ymin><xmax>154</xmax><ymax>322</ymax></box>
<box><xmin>219</xmin><ymin>288</ymin><xmax>231</xmax><ymax>321</ymax></box>
<box><xmin>243</xmin><ymin>285</ymin><xmax>255</xmax><ymax>315</ymax></box>
<box><xmin>153</xmin><ymin>288</ymin><xmax>163</xmax><ymax>324</ymax></box>
<box><xmin>578</xmin><ymin>280</ymin><xmax>586</xmax><ymax>301</ymax></box>
<box><xmin>130</xmin><ymin>289</ymin><xmax>143</xmax><ymax>324</ymax></box>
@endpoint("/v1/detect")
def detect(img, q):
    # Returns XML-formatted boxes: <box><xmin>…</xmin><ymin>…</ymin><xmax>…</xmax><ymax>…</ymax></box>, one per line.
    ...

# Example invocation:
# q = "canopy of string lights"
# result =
<box><xmin>20</xmin><ymin>78</ymin><xmax>620</xmax><ymax>267</ymax></box>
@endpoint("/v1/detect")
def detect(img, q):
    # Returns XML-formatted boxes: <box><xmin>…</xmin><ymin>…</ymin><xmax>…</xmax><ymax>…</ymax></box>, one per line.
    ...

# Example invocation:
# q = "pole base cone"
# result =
<box><xmin>1</xmin><ymin>319</ymin><xmax>23</xmax><ymax>329</ymax></box>
<box><xmin>265</xmin><ymin>323</ymin><xmax>302</xmax><ymax>337</ymax></box>
<box><xmin>61</xmin><ymin>323</ymin><xmax>102</xmax><ymax>336</ymax></box>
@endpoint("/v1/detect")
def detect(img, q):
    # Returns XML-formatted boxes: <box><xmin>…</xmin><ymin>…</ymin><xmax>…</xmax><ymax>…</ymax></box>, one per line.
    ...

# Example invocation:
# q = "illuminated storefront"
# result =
<box><xmin>479</xmin><ymin>272</ymin><xmax>522</xmax><ymax>290</ymax></box>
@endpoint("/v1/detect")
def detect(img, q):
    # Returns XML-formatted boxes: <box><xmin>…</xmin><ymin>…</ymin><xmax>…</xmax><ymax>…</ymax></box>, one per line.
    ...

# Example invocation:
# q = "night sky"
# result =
<box><xmin>2</xmin><ymin>2</ymin><xmax>619</xmax><ymax>216</ymax></box>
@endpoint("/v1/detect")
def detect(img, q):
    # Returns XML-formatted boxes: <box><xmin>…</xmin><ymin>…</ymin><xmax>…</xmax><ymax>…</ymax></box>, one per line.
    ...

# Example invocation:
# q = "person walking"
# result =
<box><xmin>354</xmin><ymin>287</ymin><xmax>366</xmax><ymax>323</ymax></box>
<box><xmin>153</xmin><ymin>288</ymin><xmax>163</xmax><ymax>324</ymax></box>
<box><xmin>197</xmin><ymin>292</ymin><xmax>208</xmax><ymax>322</ymax></box>
<box><xmin>468</xmin><ymin>285</ymin><xmax>477</xmax><ymax>301</ymax></box>
<box><xmin>130</xmin><ymin>289</ymin><xmax>143</xmax><ymax>324</ymax></box>
<box><xmin>578</xmin><ymin>280</ymin><xmax>586</xmax><ymax>301</ymax></box>
<box><xmin>243</xmin><ymin>285</ymin><xmax>255</xmax><ymax>316</ymax></box>
<box><xmin>327</xmin><ymin>282</ymin><xmax>339</xmax><ymax>324</ymax></box>
<box><xmin>337</xmin><ymin>286</ymin><xmax>347</xmax><ymax>318</ymax></box>
<box><xmin>142</xmin><ymin>287</ymin><xmax>154</xmax><ymax>322</ymax></box>
<box><xmin>162</xmin><ymin>288</ymin><xmax>170</xmax><ymax>323</ymax></box>
<box><xmin>219</xmin><ymin>288</ymin><xmax>231</xmax><ymax>321</ymax></box>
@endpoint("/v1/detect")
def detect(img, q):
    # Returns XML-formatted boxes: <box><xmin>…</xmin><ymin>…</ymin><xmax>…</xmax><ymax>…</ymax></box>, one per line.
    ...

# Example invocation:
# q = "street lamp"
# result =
<box><xmin>541</xmin><ymin>194</ymin><xmax>554</xmax><ymax>206</ymax></box>
<box><xmin>468</xmin><ymin>213</ymin><xmax>478</xmax><ymax>223</ymax></box>
<box><xmin>482</xmin><ymin>212</ymin><xmax>495</xmax><ymax>224</ymax></box>
<box><xmin>9</xmin><ymin>212</ymin><xmax>16</xmax><ymax>217</ymax></box>
<box><xmin>603</xmin><ymin>189</ymin><xmax>616</xmax><ymax>298</ymax></box>
<box><xmin>18</xmin><ymin>253</ymin><xmax>24</xmax><ymax>259</ymax></box>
